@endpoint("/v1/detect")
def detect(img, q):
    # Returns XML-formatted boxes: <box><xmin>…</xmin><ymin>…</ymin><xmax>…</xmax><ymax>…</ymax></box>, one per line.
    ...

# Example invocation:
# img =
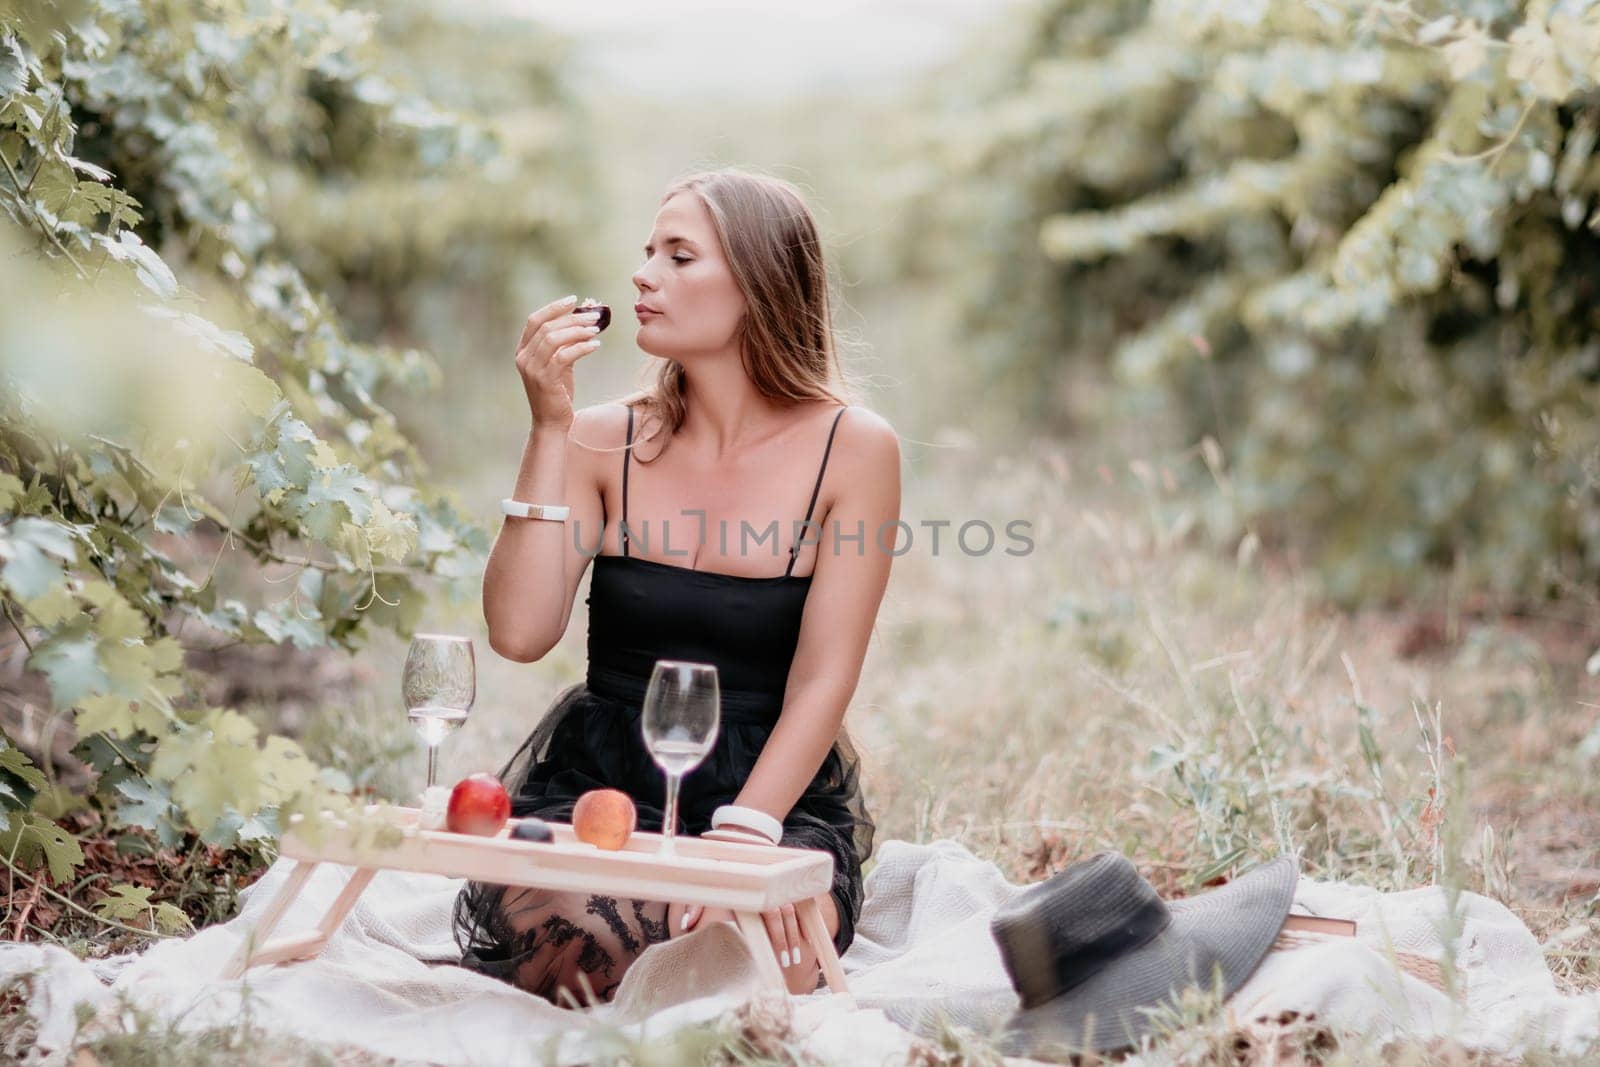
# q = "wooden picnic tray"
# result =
<box><xmin>223</xmin><ymin>806</ymin><xmax>850</xmax><ymax>998</ymax></box>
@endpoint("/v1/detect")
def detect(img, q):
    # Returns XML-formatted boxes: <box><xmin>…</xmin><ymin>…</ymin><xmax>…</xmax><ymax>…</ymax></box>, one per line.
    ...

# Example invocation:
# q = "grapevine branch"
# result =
<box><xmin>230</xmin><ymin>522</ymin><xmax>414</xmax><ymax>579</ymax></box>
<box><xmin>3</xmin><ymin>594</ymin><xmax>162</xmax><ymax>790</ymax></box>
<box><xmin>0</xmin><ymin>152</ymin><xmax>88</xmax><ymax>277</ymax></box>
<box><xmin>0</xmin><ymin>850</ymin><xmax>177</xmax><ymax>941</ymax></box>
<box><xmin>22</xmin><ymin>83</ymin><xmax>68</xmax><ymax>196</ymax></box>
<box><xmin>1441</xmin><ymin>102</ymin><xmax>1537</xmax><ymax>171</ymax></box>
<box><xmin>2</xmin><ymin>598</ymin><xmax>35</xmax><ymax>655</ymax></box>
<box><xmin>84</xmin><ymin>435</ymin><xmax>416</xmax><ymax>578</ymax></box>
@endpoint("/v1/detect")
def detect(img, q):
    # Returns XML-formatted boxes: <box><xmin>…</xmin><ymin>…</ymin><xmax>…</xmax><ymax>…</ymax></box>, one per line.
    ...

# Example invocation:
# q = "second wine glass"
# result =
<box><xmin>401</xmin><ymin>633</ymin><xmax>476</xmax><ymax>792</ymax></box>
<box><xmin>641</xmin><ymin>660</ymin><xmax>720</xmax><ymax>857</ymax></box>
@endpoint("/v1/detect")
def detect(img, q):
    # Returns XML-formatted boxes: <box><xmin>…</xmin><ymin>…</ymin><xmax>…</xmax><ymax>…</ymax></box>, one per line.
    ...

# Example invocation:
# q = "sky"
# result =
<box><xmin>476</xmin><ymin>0</ymin><xmax>1018</xmax><ymax>98</ymax></box>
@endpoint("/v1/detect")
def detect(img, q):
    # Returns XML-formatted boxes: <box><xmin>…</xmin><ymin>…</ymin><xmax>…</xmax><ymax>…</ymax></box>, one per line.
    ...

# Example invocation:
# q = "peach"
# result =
<box><xmin>572</xmin><ymin>788</ymin><xmax>636</xmax><ymax>850</ymax></box>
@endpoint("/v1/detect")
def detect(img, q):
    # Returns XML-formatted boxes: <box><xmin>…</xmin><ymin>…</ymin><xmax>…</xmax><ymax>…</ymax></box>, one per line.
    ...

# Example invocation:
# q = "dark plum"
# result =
<box><xmin>511</xmin><ymin>817</ymin><xmax>554</xmax><ymax>843</ymax></box>
<box><xmin>576</xmin><ymin>298</ymin><xmax>610</xmax><ymax>333</ymax></box>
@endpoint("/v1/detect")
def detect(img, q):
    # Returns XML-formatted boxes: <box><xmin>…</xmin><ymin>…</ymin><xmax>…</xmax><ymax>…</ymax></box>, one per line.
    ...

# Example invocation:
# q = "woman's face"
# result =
<box><xmin>631</xmin><ymin>192</ymin><xmax>745</xmax><ymax>361</ymax></box>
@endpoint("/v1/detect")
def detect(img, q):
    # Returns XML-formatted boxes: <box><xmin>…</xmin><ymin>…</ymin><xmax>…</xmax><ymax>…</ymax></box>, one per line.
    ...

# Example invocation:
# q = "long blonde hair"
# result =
<box><xmin>617</xmin><ymin>167</ymin><xmax>860</xmax><ymax>460</ymax></box>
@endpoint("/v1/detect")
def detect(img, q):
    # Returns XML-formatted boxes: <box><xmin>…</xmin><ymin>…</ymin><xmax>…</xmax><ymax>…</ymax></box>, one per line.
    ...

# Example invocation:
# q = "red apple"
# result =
<box><xmin>447</xmin><ymin>773</ymin><xmax>510</xmax><ymax>836</ymax></box>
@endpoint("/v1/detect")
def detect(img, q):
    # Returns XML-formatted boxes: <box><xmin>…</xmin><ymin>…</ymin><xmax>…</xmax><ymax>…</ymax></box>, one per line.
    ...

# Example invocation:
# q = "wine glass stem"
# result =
<box><xmin>426</xmin><ymin>744</ymin><xmax>438</xmax><ymax>790</ymax></box>
<box><xmin>662</xmin><ymin>772</ymin><xmax>682</xmax><ymax>852</ymax></box>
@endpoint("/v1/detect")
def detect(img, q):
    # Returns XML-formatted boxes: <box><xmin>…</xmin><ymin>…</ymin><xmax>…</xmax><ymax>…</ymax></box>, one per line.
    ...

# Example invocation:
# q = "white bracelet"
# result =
<box><xmin>501</xmin><ymin>498</ymin><xmax>570</xmax><ymax>521</ymax></box>
<box><xmin>710</xmin><ymin>804</ymin><xmax>783</xmax><ymax>844</ymax></box>
<box><xmin>701</xmin><ymin>827</ymin><xmax>773</xmax><ymax>844</ymax></box>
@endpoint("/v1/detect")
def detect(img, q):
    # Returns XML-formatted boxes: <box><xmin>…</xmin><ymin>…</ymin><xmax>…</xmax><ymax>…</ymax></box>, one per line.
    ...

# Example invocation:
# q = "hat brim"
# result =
<box><xmin>995</xmin><ymin>855</ymin><xmax>1298</xmax><ymax>1057</ymax></box>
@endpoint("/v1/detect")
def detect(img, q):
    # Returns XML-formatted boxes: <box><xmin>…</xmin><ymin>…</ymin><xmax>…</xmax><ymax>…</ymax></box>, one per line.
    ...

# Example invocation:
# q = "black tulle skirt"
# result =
<box><xmin>450</xmin><ymin>680</ymin><xmax>875</xmax><ymax>1001</ymax></box>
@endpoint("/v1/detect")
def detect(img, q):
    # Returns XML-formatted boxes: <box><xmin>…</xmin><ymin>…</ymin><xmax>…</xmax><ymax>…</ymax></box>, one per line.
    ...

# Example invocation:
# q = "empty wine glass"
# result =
<box><xmin>402</xmin><ymin>633</ymin><xmax>476</xmax><ymax>791</ymax></box>
<box><xmin>641</xmin><ymin>660</ymin><xmax>720</xmax><ymax>857</ymax></box>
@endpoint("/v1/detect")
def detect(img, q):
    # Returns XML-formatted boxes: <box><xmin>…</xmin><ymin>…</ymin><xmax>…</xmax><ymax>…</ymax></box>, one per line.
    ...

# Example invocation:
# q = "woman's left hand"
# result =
<box><xmin>687</xmin><ymin>824</ymin><xmax>806</xmax><ymax>973</ymax></box>
<box><xmin>675</xmin><ymin>899</ymin><xmax>809</xmax><ymax>977</ymax></box>
<box><xmin>759</xmin><ymin>901</ymin><xmax>805</xmax><ymax>971</ymax></box>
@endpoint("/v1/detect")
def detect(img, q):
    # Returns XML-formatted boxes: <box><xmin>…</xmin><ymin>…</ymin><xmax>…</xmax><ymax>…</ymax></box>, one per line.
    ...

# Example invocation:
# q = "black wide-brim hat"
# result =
<box><xmin>991</xmin><ymin>852</ymin><xmax>1298</xmax><ymax>1057</ymax></box>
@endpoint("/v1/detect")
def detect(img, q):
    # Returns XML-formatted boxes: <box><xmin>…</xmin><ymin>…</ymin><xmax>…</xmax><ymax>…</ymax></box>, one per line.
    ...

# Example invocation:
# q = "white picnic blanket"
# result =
<box><xmin>2</xmin><ymin>838</ymin><xmax>1596</xmax><ymax>1064</ymax></box>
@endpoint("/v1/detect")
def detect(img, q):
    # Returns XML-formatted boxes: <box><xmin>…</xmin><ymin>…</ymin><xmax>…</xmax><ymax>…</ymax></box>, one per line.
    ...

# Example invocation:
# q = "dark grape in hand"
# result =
<box><xmin>511</xmin><ymin>817</ymin><xmax>554</xmax><ymax>842</ymax></box>
<box><xmin>576</xmin><ymin>298</ymin><xmax>610</xmax><ymax>333</ymax></box>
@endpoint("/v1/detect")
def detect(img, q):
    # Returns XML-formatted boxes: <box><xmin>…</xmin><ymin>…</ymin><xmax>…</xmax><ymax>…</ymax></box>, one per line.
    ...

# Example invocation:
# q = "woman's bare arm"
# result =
<box><xmin>484</xmin><ymin>296</ymin><xmax>609</xmax><ymax>662</ymax></box>
<box><xmin>482</xmin><ymin>404</ymin><xmax>618</xmax><ymax>662</ymax></box>
<box><xmin>727</xmin><ymin>407</ymin><xmax>902</xmax><ymax>824</ymax></box>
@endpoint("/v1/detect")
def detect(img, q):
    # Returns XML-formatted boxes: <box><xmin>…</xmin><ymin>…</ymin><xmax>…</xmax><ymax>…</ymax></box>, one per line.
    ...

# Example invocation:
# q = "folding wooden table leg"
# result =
<box><xmin>732</xmin><ymin>909</ymin><xmax>788</xmax><ymax>991</ymax></box>
<box><xmin>222</xmin><ymin>859</ymin><xmax>320</xmax><ymax>979</ymax></box>
<box><xmin>796</xmin><ymin>895</ymin><xmax>850</xmax><ymax>995</ymax></box>
<box><xmin>316</xmin><ymin>867</ymin><xmax>377</xmax><ymax>938</ymax></box>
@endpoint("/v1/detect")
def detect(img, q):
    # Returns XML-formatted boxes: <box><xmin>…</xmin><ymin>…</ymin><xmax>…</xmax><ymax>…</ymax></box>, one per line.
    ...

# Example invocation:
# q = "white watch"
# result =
<box><xmin>501</xmin><ymin>498</ymin><xmax>570</xmax><ymax>521</ymax></box>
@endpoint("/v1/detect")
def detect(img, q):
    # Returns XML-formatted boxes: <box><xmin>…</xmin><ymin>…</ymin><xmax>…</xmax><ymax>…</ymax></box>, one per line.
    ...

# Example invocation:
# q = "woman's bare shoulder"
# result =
<box><xmin>819</xmin><ymin>405</ymin><xmax>899</xmax><ymax>512</ymax></box>
<box><xmin>569</xmin><ymin>402</ymin><xmax>634</xmax><ymax>450</ymax></box>
<box><xmin>835</xmin><ymin>402</ymin><xmax>893</xmax><ymax>430</ymax></box>
<box><xmin>834</xmin><ymin>404</ymin><xmax>900</xmax><ymax>458</ymax></box>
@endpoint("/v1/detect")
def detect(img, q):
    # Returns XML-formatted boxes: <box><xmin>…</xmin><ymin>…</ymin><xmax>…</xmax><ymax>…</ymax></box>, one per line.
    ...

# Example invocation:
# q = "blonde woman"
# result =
<box><xmin>454</xmin><ymin>168</ymin><xmax>902</xmax><ymax>1005</ymax></box>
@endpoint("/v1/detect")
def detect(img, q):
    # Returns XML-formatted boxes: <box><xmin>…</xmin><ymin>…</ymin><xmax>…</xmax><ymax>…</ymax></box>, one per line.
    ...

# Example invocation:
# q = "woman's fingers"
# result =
<box><xmin>549</xmin><ymin>338</ymin><xmax>602</xmax><ymax>372</ymax></box>
<box><xmin>779</xmin><ymin>904</ymin><xmax>802</xmax><ymax>968</ymax></box>
<box><xmin>519</xmin><ymin>295</ymin><xmax>579</xmax><ymax>349</ymax></box>
<box><xmin>526</xmin><ymin>340</ymin><xmax>600</xmax><ymax>402</ymax></box>
<box><xmin>519</xmin><ymin>322</ymin><xmax>599</xmax><ymax>369</ymax></box>
<box><xmin>515</xmin><ymin>297</ymin><xmax>602</xmax><ymax>426</ymax></box>
<box><xmin>758</xmin><ymin>908</ymin><xmax>790</xmax><ymax>966</ymax></box>
<box><xmin>680</xmin><ymin>904</ymin><xmax>701</xmax><ymax>932</ymax></box>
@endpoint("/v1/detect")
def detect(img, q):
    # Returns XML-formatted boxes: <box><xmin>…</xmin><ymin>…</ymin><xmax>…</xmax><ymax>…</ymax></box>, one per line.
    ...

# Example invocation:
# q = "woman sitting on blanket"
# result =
<box><xmin>452</xmin><ymin>167</ymin><xmax>901</xmax><ymax>1006</ymax></box>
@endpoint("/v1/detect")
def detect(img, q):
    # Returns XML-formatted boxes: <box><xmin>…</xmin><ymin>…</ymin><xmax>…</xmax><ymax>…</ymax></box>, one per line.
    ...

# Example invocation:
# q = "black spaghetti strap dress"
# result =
<box><xmin>452</xmin><ymin>404</ymin><xmax>876</xmax><ymax>1005</ymax></box>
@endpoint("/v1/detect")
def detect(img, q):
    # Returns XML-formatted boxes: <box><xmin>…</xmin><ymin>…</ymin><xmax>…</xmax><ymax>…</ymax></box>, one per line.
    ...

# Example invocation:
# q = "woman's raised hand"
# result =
<box><xmin>516</xmin><ymin>295</ymin><xmax>605</xmax><ymax>431</ymax></box>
